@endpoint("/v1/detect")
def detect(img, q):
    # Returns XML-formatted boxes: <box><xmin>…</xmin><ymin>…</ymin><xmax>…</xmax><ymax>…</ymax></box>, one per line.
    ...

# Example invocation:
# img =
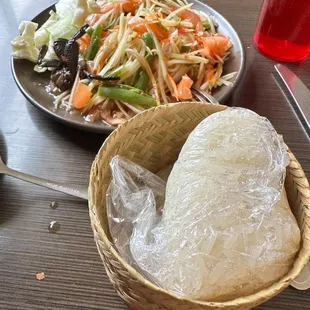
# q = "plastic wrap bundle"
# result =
<box><xmin>107</xmin><ymin>108</ymin><xmax>301</xmax><ymax>302</ymax></box>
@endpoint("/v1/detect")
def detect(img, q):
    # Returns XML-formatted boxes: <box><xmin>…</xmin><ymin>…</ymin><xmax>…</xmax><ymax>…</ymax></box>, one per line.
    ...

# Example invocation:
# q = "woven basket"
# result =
<box><xmin>89</xmin><ymin>102</ymin><xmax>310</xmax><ymax>310</ymax></box>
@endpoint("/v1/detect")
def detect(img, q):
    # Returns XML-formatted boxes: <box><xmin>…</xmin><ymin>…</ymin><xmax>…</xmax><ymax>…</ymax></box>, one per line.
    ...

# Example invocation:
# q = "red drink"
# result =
<box><xmin>253</xmin><ymin>0</ymin><xmax>310</xmax><ymax>62</ymax></box>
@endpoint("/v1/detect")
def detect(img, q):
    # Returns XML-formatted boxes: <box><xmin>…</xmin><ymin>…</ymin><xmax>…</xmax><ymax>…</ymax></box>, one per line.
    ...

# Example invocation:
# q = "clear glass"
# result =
<box><xmin>253</xmin><ymin>0</ymin><xmax>310</xmax><ymax>62</ymax></box>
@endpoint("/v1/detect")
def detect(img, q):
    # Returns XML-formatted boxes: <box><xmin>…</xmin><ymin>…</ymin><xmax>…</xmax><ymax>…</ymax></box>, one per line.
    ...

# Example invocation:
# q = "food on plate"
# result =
<box><xmin>11</xmin><ymin>0</ymin><xmax>236</xmax><ymax>126</ymax></box>
<box><xmin>107</xmin><ymin>108</ymin><xmax>301</xmax><ymax>301</ymax></box>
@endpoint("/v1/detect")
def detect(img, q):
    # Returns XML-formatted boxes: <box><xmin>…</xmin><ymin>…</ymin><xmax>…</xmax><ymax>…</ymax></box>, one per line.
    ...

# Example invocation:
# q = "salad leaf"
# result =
<box><xmin>34</xmin><ymin>0</ymin><xmax>99</xmax><ymax>48</ymax></box>
<box><xmin>46</xmin><ymin>15</ymin><xmax>79</xmax><ymax>41</ymax></box>
<box><xmin>34</xmin><ymin>10</ymin><xmax>58</xmax><ymax>48</ymax></box>
<box><xmin>56</xmin><ymin>0</ymin><xmax>99</xmax><ymax>27</ymax></box>
<box><xmin>11</xmin><ymin>21</ymin><xmax>40</xmax><ymax>62</ymax></box>
<box><xmin>11</xmin><ymin>0</ymin><xmax>100</xmax><ymax>63</ymax></box>
<box><xmin>55</xmin><ymin>0</ymin><xmax>77</xmax><ymax>18</ymax></box>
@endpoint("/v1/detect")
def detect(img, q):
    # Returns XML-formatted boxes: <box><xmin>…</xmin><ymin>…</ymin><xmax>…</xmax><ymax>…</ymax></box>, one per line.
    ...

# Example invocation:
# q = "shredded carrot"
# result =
<box><xmin>121</xmin><ymin>1</ymin><xmax>135</xmax><ymax>13</ymax></box>
<box><xmin>128</xmin><ymin>17</ymin><xmax>169</xmax><ymax>40</ymax></box>
<box><xmin>78</xmin><ymin>34</ymin><xmax>91</xmax><ymax>56</ymax></box>
<box><xmin>79</xmin><ymin>34</ymin><xmax>91</xmax><ymax>45</ymax></box>
<box><xmin>161</xmin><ymin>38</ymin><xmax>170</xmax><ymax>45</ymax></box>
<box><xmin>178</xmin><ymin>9</ymin><xmax>201</xmax><ymax>27</ymax></box>
<box><xmin>72</xmin><ymin>82</ymin><xmax>92</xmax><ymax>109</ymax></box>
<box><xmin>128</xmin><ymin>17</ymin><xmax>156</xmax><ymax>33</ymax></box>
<box><xmin>150</xmin><ymin>23</ymin><xmax>169</xmax><ymax>40</ymax></box>
<box><xmin>175</xmin><ymin>74</ymin><xmax>193</xmax><ymax>100</ymax></box>
<box><xmin>200</xmin><ymin>34</ymin><xmax>232</xmax><ymax>58</ymax></box>
<box><xmin>195</xmin><ymin>34</ymin><xmax>204</xmax><ymax>47</ymax></box>
<box><xmin>121</xmin><ymin>0</ymin><xmax>143</xmax><ymax>13</ymax></box>
<box><xmin>128</xmin><ymin>18</ymin><xmax>146</xmax><ymax>33</ymax></box>
<box><xmin>101</xmin><ymin>31</ymin><xmax>109</xmax><ymax>39</ymax></box>
<box><xmin>78</xmin><ymin>40</ymin><xmax>88</xmax><ymax>56</ymax></box>
<box><xmin>177</xmin><ymin>27</ymin><xmax>186</xmax><ymax>35</ymax></box>
<box><xmin>98</xmin><ymin>0</ymin><xmax>142</xmax><ymax>14</ymax></box>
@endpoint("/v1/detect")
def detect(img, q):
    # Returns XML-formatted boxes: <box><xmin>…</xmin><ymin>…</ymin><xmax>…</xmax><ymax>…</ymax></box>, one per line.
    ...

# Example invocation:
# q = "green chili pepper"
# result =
<box><xmin>181</xmin><ymin>46</ymin><xmax>191</xmax><ymax>53</ymax></box>
<box><xmin>142</xmin><ymin>32</ymin><xmax>155</xmax><ymax>64</ymax></box>
<box><xmin>86</xmin><ymin>37</ymin><xmax>100</xmax><ymax>60</ymax></box>
<box><xmin>134</xmin><ymin>70</ymin><xmax>149</xmax><ymax>92</ymax></box>
<box><xmin>98</xmin><ymin>85</ymin><xmax>156</xmax><ymax>106</ymax></box>
<box><xmin>203</xmin><ymin>19</ymin><xmax>218</xmax><ymax>31</ymax></box>
<box><xmin>86</xmin><ymin>25</ymin><xmax>103</xmax><ymax>60</ymax></box>
<box><xmin>202</xmin><ymin>21</ymin><xmax>211</xmax><ymax>31</ymax></box>
<box><xmin>142</xmin><ymin>32</ymin><xmax>155</xmax><ymax>49</ymax></box>
<box><xmin>86</xmin><ymin>27</ymin><xmax>94</xmax><ymax>36</ymax></box>
<box><xmin>104</xmin><ymin>23</ymin><xmax>114</xmax><ymax>31</ymax></box>
<box><xmin>93</xmin><ymin>25</ymin><xmax>103</xmax><ymax>41</ymax></box>
<box><xmin>108</xmin><ymin>65</ymin><xmax>125</xmax><ymax>77</ymax></box>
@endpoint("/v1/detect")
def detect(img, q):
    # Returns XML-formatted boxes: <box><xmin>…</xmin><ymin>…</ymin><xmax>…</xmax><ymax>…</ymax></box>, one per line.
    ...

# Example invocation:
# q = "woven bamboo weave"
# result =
<box><xmin>89</xmin><ymin>102</ymin><xmax>310</xmax><ymax>310</ymax></box>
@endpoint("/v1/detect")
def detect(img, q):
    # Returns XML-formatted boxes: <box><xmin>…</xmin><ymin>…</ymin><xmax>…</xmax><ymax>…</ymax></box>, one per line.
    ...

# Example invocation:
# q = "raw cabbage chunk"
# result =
<box><xmin>12</xmin><ymin>0</ymin><xmax>100</xmax><ymax>62</ymax></box>
<box><xmin>11</xmin><ymin>21</ymin><xmax>39</xmax><ymax>62</ymax></box>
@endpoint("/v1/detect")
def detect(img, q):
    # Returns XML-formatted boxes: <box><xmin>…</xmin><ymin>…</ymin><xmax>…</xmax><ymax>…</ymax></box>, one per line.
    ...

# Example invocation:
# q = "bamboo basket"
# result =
<box><xmin>89</xmin><ymin>102</ymin><xmax>310</xmax><ymax>310</ymax></box>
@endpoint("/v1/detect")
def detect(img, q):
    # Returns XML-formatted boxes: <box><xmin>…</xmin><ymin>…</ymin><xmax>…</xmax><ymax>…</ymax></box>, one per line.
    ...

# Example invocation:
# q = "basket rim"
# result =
<box><xmin>88</xmin><ymin>102</ymin><xmax>310</xmax><ymax>307</ymax></box>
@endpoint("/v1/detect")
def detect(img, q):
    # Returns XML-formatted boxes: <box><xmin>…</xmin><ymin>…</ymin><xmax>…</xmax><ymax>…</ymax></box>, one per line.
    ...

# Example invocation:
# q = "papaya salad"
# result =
<box><xmin>11</xmin><ymin>0</ymin><xmax>236</xmax><ymax>125</ymax></box>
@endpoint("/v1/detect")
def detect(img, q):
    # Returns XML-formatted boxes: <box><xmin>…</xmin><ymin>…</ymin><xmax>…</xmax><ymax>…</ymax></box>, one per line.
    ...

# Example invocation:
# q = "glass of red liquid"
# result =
<box><xmin>253</xmin><ymin>0</ymin><xmax>310</xmax><ymax>62</ymax></box>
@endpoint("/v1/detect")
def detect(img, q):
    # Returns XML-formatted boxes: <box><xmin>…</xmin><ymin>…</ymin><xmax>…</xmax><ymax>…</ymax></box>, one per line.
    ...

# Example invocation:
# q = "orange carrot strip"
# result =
<box><xmin>177</xmin><ymin>9</ymin><xmax>201</xmax><ymax>27</ymax></box>
<box><xmin>121</xmin><ymin>1</ymin><xmax>135</xmax><ymax>13</ymax></box>
<box><xmin>176</xmin><ymin>74</ymin><xmax>193</xmax><ymax>100</ymax></box>
<box><xmin>149</xmin><ymin>23</ymin><xmax>169</xmax><ymax>40</ymax></box>
<box><xmin>79</xmin><ymin>34</ymin><xmax>91</xmax><ymax>45</ymax></box>
<box><xmin>128</xmin><ymin>17</ymin><xmax>156</xmax><ymax>33</ymax></box>
<box><xmin>72</xmin><ymin>82</ymin><xmax>92</xmax><ymax>109</ymax></box>
<box><xmin>128</xmin><ymin>17</ymin><xmax>169</xmax><ymax>40</ymax></box>
<box><xmin>200</xmin><ymin>34</ymin><xmax>232</xmax><ymax>58</ymax></box>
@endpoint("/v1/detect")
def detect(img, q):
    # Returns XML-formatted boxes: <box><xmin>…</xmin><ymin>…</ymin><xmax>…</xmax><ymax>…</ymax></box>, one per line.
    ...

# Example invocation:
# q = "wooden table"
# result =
<box><xmin>1</xmin><ymin>1</ymin><xmax>309</xmax><ymax>309</ymax></box>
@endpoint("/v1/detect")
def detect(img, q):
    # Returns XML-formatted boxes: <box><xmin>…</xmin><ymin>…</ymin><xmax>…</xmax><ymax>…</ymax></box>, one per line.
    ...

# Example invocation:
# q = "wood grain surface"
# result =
<box><xmin>1</xmin><ymin>1</ymin><xmax>310</xmax><ymax>309</ymax></box>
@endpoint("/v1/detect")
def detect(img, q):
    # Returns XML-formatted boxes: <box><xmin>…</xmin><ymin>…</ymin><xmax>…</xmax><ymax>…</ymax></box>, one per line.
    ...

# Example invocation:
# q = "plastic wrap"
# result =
<box><xmin>107</xmin><ymin>108</ymin><xmax>301</xmax><ymax>302</ymax></box>
<box><xmin>107</xmin><ymin>156</ymin><xmax>166</xmax><ymax>265</ymax></box>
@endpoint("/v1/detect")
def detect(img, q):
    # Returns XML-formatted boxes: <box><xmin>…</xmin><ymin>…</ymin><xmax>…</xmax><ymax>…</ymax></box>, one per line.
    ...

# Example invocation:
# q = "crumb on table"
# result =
<box><xmin>36</xmin><ymin>272</ymin><xmax>45</xmax><ymax>280</ymax></box>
